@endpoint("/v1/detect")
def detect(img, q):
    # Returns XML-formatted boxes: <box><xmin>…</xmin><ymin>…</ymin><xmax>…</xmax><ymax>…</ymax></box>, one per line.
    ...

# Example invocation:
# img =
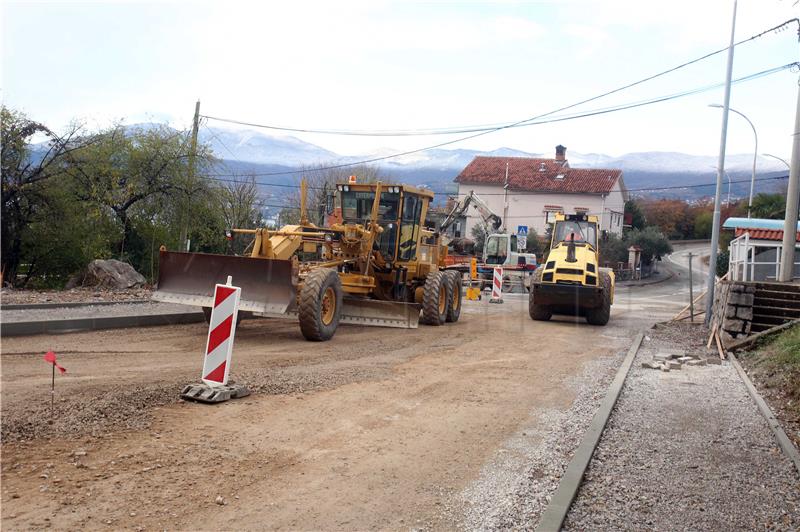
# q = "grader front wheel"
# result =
<box><xmin>299</xmin><ymin>269</ymin><xmax>343</xmax><ymax>341</ymax></box>
<box><xmin>421</xmin><ymin>271</ymin><xmax>449</xmax><ymax>326</ymax></box>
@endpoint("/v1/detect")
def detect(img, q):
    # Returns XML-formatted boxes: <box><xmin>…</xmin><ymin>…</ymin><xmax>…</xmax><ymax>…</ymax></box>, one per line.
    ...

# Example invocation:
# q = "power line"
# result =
<box><xmin>202</xmin><ymin>19</ymin><xmax>799</xmax><ymax>137</ymax></box>
<box><xmin>202</xmin><ymin>62</ymin><xmax>796</xmax><ymax>179</ymax></box>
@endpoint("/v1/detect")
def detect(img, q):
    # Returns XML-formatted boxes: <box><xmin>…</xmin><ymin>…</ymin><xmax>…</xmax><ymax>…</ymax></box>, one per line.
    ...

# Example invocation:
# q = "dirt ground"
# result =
<box><xmin>0</xmin><ymin>295</ymin><xmax>638</xmax><ymax>530</ymax></box>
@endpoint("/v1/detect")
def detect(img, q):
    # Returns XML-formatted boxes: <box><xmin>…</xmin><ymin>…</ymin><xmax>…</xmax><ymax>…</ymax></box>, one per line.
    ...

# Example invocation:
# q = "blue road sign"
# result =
<box><xmin>517</xmin><ymin>225</ymin><xmax>528</xmax><ymax>235</ymax></box>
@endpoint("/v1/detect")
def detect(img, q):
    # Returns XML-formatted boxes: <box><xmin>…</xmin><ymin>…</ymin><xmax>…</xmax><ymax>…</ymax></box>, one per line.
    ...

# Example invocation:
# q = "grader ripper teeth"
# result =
<box><xmin>152</xmin><ymin>179</ymin><xmax>459</xmax><ymax>341</ymax></box>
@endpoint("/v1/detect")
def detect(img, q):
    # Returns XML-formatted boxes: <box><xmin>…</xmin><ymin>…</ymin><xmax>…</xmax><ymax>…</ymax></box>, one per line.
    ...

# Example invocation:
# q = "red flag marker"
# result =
<box><xmin>44</xmin><ymin>351</ymin><xmax>67</xmax><ymax>374</ymax></box>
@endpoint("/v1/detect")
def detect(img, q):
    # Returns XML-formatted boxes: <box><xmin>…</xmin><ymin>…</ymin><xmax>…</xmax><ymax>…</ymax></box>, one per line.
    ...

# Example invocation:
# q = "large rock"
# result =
<box><xmin>80</xmin><ymin>259</ymin><xmax>146</xmax><ymax>289</ymax></box>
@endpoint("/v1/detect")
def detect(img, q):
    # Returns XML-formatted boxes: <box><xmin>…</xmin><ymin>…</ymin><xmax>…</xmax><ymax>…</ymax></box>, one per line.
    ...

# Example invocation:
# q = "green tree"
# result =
<box><xmin>750</xmin><ymin>192</ymin><xmax>786</xmax><ymax>219</ymax></box>
<box><xmin>599</xmin><ymin>233</ymin><xmax>629</xmax><ymax>266</ymax></box>
<box><xmin>625</xmin><ymin>226</ymin><xmax>672</xmax><ymax>265</ymax></box>
<box><xmin>693</xmin><ymin>210</ymin><xmax>713</xmax><ymax>239</ymax></box>
<box><xmin>1</xmin><ymin>107</ymin><xmax>95</xmax><ymax>285</ymax></box>
<box><xmin>64</xmin><ymin>123</ymin><xmax>215</xmax><ymax>263</ymax></box>
<box><xmin>624</xmin><ymin>199</ymin><xmax>646</xmax><ymax>230</ymax></box>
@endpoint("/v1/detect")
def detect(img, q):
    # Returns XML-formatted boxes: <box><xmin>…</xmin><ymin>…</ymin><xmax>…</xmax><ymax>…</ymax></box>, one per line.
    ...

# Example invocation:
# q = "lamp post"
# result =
<box><xmin>762</xmin><ymin>153</ymin><xmax>791</xmax><ymax>170</ymax></box>
<box><xmin>709</xmin><ymin>103</ymin><xmax>757</xmax><ymax>217</ymax></box>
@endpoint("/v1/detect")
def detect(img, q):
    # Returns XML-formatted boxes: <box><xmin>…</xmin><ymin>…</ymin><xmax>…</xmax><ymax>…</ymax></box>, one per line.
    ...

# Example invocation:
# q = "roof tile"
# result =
<box><xmin>455</xmin><ymin>155</ymin><xmax>622</xmax><ymax>195</ymax></box>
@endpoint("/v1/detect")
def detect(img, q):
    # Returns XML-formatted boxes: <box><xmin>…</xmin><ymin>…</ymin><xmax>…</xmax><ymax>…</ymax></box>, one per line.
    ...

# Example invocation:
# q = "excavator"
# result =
<box><xmin>439</xmin><ymin>190</ymin><xmax>537</xmax><ymax>292</ymax></box>
<box><xmin>528</xmin><ymin>213</ymin><xmax>613</xmax><ymax>325</ymax></box>
<box><xmin>153</xmin><ymin>179</ymin><xmax>463</xmax><ymax>341</ymax></box>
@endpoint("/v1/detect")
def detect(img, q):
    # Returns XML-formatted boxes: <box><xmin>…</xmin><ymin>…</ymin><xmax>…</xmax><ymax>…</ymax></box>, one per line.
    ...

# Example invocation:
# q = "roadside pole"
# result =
<box><xmin>778</xmin><ymin>82</ymin><xmax>800</xmax><ymax>282</ymax></box>
<box><xmin>688</xmin><ymin>252</ymin><xmax>695</xmax><ymax>322</ymax></box>
<box><xmin>180</xmin><ymin>100</ymin><xmax>201</xmax><ymax>251</ymax></box>
<box><xmin>705</xmin><ymin>0</ymin><xmax>737</xmax><ymax>325</ymax></box>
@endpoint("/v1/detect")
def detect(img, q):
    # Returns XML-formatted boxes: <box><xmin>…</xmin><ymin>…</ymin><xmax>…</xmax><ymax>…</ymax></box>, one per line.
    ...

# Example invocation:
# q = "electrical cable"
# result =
<box><xmin>201</xmin><ymin>19</ymin><xmax>799</xmax><ymax>137</ymax></box>
<box><xmin>202</xmin><ymin>62</ymin><xmax>796</xmax><ymax>179</ymax></box>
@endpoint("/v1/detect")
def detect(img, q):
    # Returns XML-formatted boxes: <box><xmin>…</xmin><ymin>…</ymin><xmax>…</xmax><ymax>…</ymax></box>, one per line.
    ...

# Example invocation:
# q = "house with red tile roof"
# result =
<box><xmin>454</xmin><ymin>145</ymin><xmax>627</xmax><ymax>238</ymax></box>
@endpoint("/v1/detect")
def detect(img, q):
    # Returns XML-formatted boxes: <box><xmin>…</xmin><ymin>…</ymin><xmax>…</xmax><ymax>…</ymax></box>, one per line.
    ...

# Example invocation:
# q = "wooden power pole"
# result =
<box><xmin>180</xmin><ymin>100</ymin><xmax>201</xmax><ymax>251</ymax></box>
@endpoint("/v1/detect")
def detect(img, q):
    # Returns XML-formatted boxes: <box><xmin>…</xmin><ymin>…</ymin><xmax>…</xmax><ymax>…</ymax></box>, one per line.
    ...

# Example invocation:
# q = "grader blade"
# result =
<box><xmin>153</xmin><ymin>250</ymin><xmax>295</xmax><ymax>314</ymax></box>
<box><xmin>339</xmin><ymin>298</ymin><xmax>421</xmax><ymax>329</ymax></box>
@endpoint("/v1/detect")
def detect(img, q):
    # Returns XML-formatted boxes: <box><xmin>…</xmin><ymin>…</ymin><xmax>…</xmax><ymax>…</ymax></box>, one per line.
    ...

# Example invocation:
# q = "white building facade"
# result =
<box><xmin>454</xmin><ymin>146</ymin><xmax>627</xmax><ymax>239</ymax></box>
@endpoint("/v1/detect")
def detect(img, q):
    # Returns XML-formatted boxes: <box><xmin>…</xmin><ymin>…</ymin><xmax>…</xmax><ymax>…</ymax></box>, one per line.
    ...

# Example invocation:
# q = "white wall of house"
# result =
<box><xmin>457</xmin><ymin>181</ymin><xmax>626</xmax><ymax>239</ymax></box>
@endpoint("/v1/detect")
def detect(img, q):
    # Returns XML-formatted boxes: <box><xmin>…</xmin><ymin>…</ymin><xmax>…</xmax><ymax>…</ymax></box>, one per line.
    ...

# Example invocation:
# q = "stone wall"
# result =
<box><xmin>713</xmin><ymin>280</ymin><xmax>755</xmax><ymax>345</ymax></box>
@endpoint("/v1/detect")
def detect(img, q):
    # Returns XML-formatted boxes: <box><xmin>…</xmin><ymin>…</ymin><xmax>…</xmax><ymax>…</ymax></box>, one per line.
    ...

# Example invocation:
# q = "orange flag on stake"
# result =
<box><xmin>43</xmin><ymin>351</ymin><xmax>66</xmax><ymax>374</ymax></box>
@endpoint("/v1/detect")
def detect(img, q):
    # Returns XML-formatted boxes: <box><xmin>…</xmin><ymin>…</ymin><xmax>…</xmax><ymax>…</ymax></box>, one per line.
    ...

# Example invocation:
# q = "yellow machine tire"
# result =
<box><xmin>585</xmin><ymin>271</ymin><xmax>612</xmax><ymax>326</ymax></box>
<box><xmin>298</xmin><ymin>268</ymin><xmax>343</xmax><ymax>341</ymax></box>
<box><xmin>421</xmin><ymin>271</ymin><xmax>448</xmax><ymax>326</ymax></box>
<box><xmin>528</xmin><ymin>269</ymin><xmax>552</xmax><ymax>321</ymax></box>
<box><xmin>444</xmin><ymin>270</ymin><xmax>462</xmax><ymax>323</ymax></box>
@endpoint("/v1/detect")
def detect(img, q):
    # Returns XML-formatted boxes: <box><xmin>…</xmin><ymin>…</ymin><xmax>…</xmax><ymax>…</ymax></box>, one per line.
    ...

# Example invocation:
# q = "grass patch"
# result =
<box><xmin>739</xmin><ymin>324</ymin><xmax>800</xmax><ymax>446</ymax></box>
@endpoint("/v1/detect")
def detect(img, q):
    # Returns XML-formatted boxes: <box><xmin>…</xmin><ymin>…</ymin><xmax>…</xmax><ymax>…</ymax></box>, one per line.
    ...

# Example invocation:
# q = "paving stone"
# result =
<box><xmin>660</xmin><ymin>364</ymin><xmax>670</xmax><ymax>372</ymax></box>
<box><xmin>687</xmin><ymin>359</ymin><xmax>707</xmax><ymax>366</ymax></box>
<box><xmin>676</xmin><ymin>356</ymin><xmax>693</xmax><ymax>364</ymax></box>
<box><xmin>666</xmin><ymin>361</ymin><xmax>682</xmax><ymax>370</ymax></box>
<box><xmin>705</xmin><ymin>357</ymin><xmax>722</xmax><ymax>365</ymax></box>
<box><xmin>653</xmin><ymin>353</ymin><xmax>672</xmax><ymax>362</ymax></box>
<box><xmin>641</xmin><ymin>361</ymin><xmax>661</xmax><ymax>369</ymax></box>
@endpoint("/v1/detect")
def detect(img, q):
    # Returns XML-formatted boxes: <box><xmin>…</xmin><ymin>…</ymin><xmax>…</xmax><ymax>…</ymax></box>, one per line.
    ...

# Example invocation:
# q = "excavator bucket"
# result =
<box><xmin>339</xmin><ymin>298</ymin><xmax>421</xmax><ymax>329</ymax></box>
<box><xmin>153</xmin><ymin>250</ymin><xmax>296</xmax><ymax>314</ymax></box>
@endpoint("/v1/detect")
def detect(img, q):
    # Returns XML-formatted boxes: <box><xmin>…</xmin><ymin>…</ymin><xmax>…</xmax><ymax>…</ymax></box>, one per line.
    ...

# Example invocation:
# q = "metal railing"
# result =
<box><xmin>729</xmin><ymin>232</ymin><xmax>800</xmax><ymax>281</ymax></box>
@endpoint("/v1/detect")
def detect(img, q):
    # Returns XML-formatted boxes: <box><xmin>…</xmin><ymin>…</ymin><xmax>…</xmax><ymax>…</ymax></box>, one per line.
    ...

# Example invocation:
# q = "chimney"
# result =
<box><xmin>555</xmin><ymin>144</ymin><xmax>567</xmax><ymax>162</ymax></box>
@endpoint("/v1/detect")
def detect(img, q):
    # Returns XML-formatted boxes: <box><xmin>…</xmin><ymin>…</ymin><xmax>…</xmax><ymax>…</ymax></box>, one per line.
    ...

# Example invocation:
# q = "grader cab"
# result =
<box><xmin>153</xmin><ymin>180</ymin><xmax>463</xmax><ymax>341</ymax></box>
<box><xmin>528</xmin><ymin>213</ymin><xmax>614</xmax><ymax>325</ymax></box>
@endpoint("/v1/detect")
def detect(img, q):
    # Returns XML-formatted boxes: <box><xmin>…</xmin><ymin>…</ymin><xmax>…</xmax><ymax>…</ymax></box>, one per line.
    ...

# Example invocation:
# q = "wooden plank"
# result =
<box><xmin>726</xmin><ymin>319</ymin><xmax>800</xmax><ymax>352</ymax></box>
<box><xmin>714</xmin><ymin>329</ymin><xmax>726</xmax><ymax>360</ymax></box>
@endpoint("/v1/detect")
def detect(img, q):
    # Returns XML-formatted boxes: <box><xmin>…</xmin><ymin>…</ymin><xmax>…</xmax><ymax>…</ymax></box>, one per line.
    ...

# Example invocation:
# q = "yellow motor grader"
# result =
<box><xmin>153</xmin><ymin>180</ymin><xmax>462</xmax><ymax>341</ymax></box>
<box><xmin>528</xmin><ymin>213</ymin><xmax>614</xmax><ymax>325</ymax></box>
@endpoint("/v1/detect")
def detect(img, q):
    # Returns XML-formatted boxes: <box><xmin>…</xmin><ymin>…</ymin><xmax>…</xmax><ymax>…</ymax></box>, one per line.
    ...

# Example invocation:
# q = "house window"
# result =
<box><xmin>543</xmin><ymin>205</ymin><xmax>562</xmax><ymax>225</ymax></box>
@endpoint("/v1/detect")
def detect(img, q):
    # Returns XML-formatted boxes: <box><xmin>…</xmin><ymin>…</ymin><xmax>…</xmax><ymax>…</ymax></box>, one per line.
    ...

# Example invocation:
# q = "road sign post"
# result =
<box><xmin>180</xmin><ymin>276</ymin><xmax>250</xmax><ymax>403</ymax></box>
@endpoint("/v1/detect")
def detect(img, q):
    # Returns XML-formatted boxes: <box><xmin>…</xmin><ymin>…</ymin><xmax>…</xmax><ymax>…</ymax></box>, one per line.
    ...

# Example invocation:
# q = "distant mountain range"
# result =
<box><xmin>30</xmin><ymin>124</ymin><xmax>790</xmax><ymax>212</ymax></box>
<box><xmin>199</xmin><ymin>127</ymin><xmax>790</xmax><ymax>205</ymax></box>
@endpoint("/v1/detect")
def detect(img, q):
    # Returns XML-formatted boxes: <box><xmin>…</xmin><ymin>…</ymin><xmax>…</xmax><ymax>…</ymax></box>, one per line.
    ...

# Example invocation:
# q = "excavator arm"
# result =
<box><xmin>439</xmin><ymin>190</ymin><xmax>502</xmax><ymax>234</ymax></box>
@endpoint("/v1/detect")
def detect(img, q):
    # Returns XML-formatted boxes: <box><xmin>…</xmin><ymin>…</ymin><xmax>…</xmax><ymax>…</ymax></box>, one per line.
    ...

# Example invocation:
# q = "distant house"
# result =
<box><xmin>724</xmin><ymin>217</ymin><xmax>800</xmax><ymax>281</ymax></box>
<box><xmin>454</xmin><ymin>145</ymin><xmax>627</xmax><ymax>238</ymax></box>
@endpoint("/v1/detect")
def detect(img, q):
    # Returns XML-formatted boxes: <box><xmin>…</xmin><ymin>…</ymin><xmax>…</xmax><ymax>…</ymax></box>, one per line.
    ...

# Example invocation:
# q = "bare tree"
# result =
<box><xmin>216</xmin><ymin>174</ymin><xmax>262</xmax><ymax>253</ymax></box>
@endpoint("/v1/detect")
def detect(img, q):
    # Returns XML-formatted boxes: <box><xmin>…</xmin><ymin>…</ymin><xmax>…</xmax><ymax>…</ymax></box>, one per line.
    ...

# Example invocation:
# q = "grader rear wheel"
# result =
<box><xmin>299</xmin><ymin>268</ymin><xmax>343</xmax><ymax>341</ymax></box>
<box><xmin>421</xmin><ymin>271</ymin><xmax>448</xmax><ymax>326</ymax></box>
<box><xmin>444</xmin><ymin>270</ymin><xmax>462</xmax><ymax>323</ymax></box>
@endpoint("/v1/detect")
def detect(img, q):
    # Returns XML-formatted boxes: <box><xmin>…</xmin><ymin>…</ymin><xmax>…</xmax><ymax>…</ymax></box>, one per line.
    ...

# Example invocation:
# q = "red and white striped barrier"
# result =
<box><xmin>202</xmin><ymin>276</ymin><xmax>241</xmax><ymax>386</ymax></box>
<box><xmin>490</xmin><ymin>267</ymin><xmax>504</xmax><ymax>304</ymax></box>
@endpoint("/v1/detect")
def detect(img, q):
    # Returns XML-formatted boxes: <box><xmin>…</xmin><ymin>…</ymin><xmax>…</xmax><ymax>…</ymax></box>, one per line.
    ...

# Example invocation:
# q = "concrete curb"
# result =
<box><xmin>1</xmin><ymin>300</ymin><xmax>151</xmax><ymax>311</ymax></box>
<box><xmin>728</xmin><ymin>351</ymin><xmax>800</xmax><ymax>475</ymax></box>
<box><xmin>617</xmin><ymin>267</ymin><xmax>675</xmax><ymax>288</ymax></box>
<box><xmin>536</xmin><ymin>332</ymin><xmax>645</xmax><ymax>532</ymax></box>
<box><xmin>1</xmin><ymin>312</ymin><xmax>205</xmax><ymax>337</ymax></box>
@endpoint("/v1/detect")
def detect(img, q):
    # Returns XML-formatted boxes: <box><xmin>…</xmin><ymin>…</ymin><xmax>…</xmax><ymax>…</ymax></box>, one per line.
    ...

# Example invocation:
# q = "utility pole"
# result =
<box><xmin>705</xmin><ymin>0</ymin><xmax>737</xmax><ymax>325</ymax></box>
<box><xmin>688</xmin><ymin>252</ymin><xmax>695</xmax><ymax>322</ymax></box>
<box><xmin>778</xmin><ymin>82</ymin><xmax>800</xmax><ymax>282</ymax></box>
<box><xmin>180</xmin><ymin>100</ymin><xmax>201</xmax><ymax>251</ymax></box>
<box><xmin>502</xmin><ymin>161</ymin><xmax>509</xmax><ymax>233</ymax></box>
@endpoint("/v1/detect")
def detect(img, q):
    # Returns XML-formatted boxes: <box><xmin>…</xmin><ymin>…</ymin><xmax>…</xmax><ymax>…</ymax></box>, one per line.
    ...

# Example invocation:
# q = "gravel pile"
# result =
<box><xmin>1</xmin><ymin>301</ymin><xmax>191</xmax><ymax>323</ymax></box>
<box><xmin>453</xmin><ymin>341</ymin><xmax>629</xmax><ymax>530</ymax></box>
<box><xmin>1</xmin><ymin>345</ymin><xmax>397</xmax><ymax>443</ymax></box>
<box><xmin>564</xmin><ymin>322</ymin><xmax>800</xmax><ymax>531</ymax></box>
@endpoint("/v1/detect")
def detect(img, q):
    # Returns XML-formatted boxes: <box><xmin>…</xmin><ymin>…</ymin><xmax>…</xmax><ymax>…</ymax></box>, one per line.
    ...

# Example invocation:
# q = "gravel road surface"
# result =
<box><xmin>563</xmin><ymin>322</ymin><xmax>800</xmax><ymax>531</ymax></box>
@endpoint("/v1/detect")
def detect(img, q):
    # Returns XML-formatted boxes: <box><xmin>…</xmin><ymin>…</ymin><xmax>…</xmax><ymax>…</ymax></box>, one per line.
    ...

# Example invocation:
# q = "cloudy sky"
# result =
<box><xmin>2</xmin><ymin>0</ymin><xmax>798</xmax><ymax>160</ymax></box>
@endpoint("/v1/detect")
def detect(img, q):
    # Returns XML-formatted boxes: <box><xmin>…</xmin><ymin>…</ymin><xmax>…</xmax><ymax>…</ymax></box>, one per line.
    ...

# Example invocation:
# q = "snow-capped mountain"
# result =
<box><xmin>200</xmin><ymin>126</ymin><xmax>787</xmax><ymax>176</ymax></box>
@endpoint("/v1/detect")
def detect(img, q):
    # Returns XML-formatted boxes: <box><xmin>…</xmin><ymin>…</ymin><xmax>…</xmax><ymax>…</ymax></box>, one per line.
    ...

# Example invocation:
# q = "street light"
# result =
<box><xmin>709</xmin><ymin>103</ymin><xmax>758</xmax><ymax>217</ymax></box>
<box><xmin>762</xmin><ymin>153</ymin><xmax>791</xmax><ymax>170</ymax></box>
